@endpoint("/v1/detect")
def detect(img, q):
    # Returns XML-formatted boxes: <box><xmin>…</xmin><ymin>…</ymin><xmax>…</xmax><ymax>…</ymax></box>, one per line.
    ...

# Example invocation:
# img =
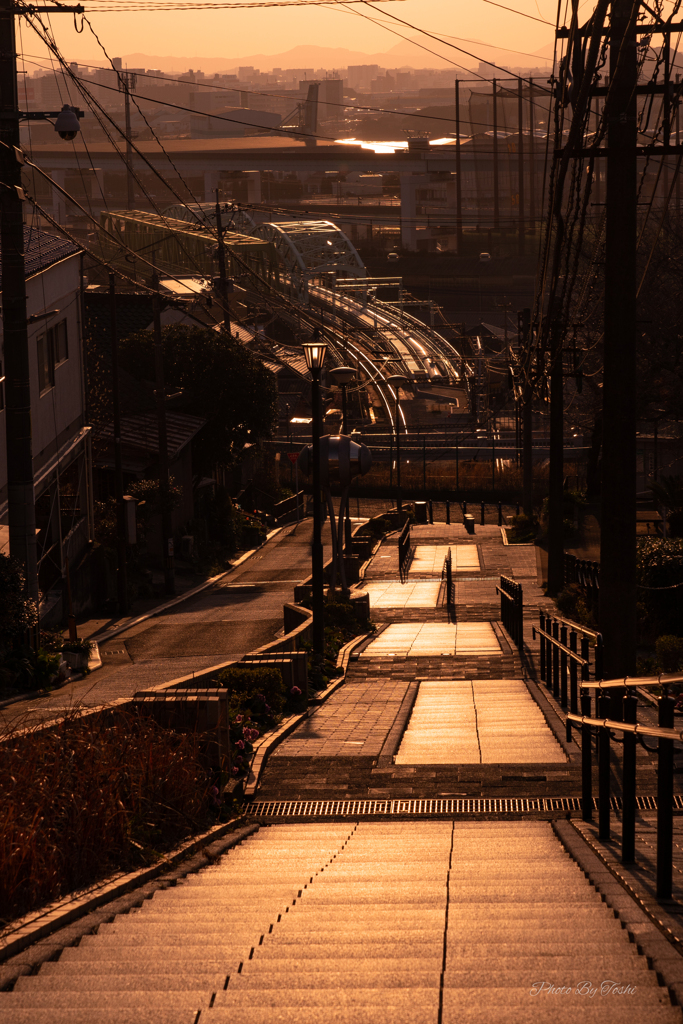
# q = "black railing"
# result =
<box><xmin>443</xmin><ymin>547</ymin><xmax>454</xmax><ymax>615</ymax></box>
<box><xmin>398</xmin><ymin>519</ymin><xmax>412</xmax><ymax>582</ymax></box>
<box><xmin>273</xmin><ymin>489</ymin><xmax>305</xmax><ymax>526</ymax></box>
<box><xmin>564</xmin><ymin>553</ymin><xmax>600</xmax><ymax>615</ymax></box>
<box><xmin>566</xmin><ymin>673</ymin><xmax>683</xmax><ymax>899</ymax></box>
<box><xmin>497</xmin><ymin>575</ymin><xmax>523</xmax><ymax>651</ymax></box>
<box><xmin>533</xmin><ymin>612</ymin><xmax>603</xmax><ymax>714</ymax></box>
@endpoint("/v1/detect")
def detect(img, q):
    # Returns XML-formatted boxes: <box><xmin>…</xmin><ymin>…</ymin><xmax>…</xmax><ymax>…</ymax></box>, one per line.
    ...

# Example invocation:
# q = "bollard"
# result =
<box><xmin>539</xmin><ymin>610</ymin><xmax>546</xmax><ymax>682</ymax></box>
<box><xmin>463</xmin><ymin>500</ymin><xmax>467</xmax><ymax>517</ymax></box>
<box><xmin>552</xmin><ymin>619</ymin><xmax>560</xmax><ymax>700</ymax></box>
<box><xmin>516</xmin><ymin>501</ymin><xmax>520</xmax><ymax>516</ymax></box>
<box><xmin>560</xmin><ymin>624</ymin><xmax>568</xmax><ymax>708</ymax></box>
<box><xmin>428</xmin><ymin>499</ymin><xmax>433</xmax><ymax>524</ymax></box>
<box><xmin>569</xmin><ymin>630</ymin><xmax>578</xmax><ymax>714</ymax></box>
<box><xmin>446</xmin><ymin>500</ymin><xmax>450</xmax><ymax>525</ymax></box>
<box><xmin>621</xmin><ymin>693</ymin><xmax>637</xmax><ymax>865</ymax></box>
<box><xmin>581</xmin><ymin>691</ymin><xmax>593</xmax><ymax>822</ymax></box>
<box><xmin>480</xmin><ymin>500</ymin><xmax>485</xmax><ymax>526</ymax></box>
<box><xmin>598</xmin><ymin>691</ymin><xmax>611</xmax><ymax>842</ymax></box>
<box><xmin>498</xmin><ymin>501</ymin><xmax>503</xmax><ymax>526</ymax></box>
<box><xmin>657</xmin><ymin>694</ymin><xmax>675</xmax><ymax>899</ymax></box>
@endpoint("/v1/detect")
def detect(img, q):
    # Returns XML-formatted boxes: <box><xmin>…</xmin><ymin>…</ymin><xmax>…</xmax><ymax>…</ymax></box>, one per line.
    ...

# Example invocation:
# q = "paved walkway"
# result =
<box><xmin>5</xmin><ymin>511</ymin><xmax>683</xmax><ymax>1023</ymax></box>
<box><xmin>0</xmin><ymin>522</ymin><xmax>332</xmax><ymax>733</ymax></box>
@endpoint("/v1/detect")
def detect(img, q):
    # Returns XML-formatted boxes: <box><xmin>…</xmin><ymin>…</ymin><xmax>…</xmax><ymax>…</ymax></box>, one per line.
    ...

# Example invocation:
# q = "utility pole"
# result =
<box><xmin>547</xmin><ymin>312</ymin><xmax>565</xmax><ymax>595</ymax></box>
<box><xmin>1</xmin><ymin>0</ymin><xmax>39</xmax><ymax>607</ymax></box>
<box><xmin>214</xmin><ymin>190</ymin><xmax>230</xmax><ymax>335</ymax></box>
<box><xmin>119</xmin><ymin>70</ymin><xmax>136</xmax><ymax>210</ymax></box>
<box><xmin>600</xmin><ymin>0</ymin><xmax>639</xmax><ymax>677</ymax></box>
<box><xmin>109</xmin><ymin>274</ymin><xmax>128</xmax><ymax>614</ymax></box>
<box><xmin>455</xmin><ymin>79</ymin><xmax>463</xmax><ymax>253</ymax></box>
<box><xmin>492</xmin><ymin>79</ymin><xmax>499</xmax><ymax>230</ymax></box>
<box><xmin>518</xmin><ymin>308</ymin><xmax>533</xmax><ymax>517</ymax></box>
<box><xmin>517</xmin><ymin>78</ymin><xmax>525</xmax><ymax>256</ymax></box>
<box><xmin>152</xmin><ymin>271</ymin><xmax>175</xmax><ymax>595</ymax></box>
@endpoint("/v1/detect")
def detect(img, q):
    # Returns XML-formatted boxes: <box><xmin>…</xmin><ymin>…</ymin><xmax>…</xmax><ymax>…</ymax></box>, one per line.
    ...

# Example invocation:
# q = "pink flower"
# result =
<box><xmin>234</xmin><ymin>715</ymin><xmax>243</xmax><ymax>724</ymax></box>
<box><xmin>291</xmin><ymin>686</ymin><xmax>301</xmax><ymax>696</ymax></box>
<box><xmin>235</xmin><ymin>740</ymin><xmax>245</xmax><ymax>750</ymax></box>
<box><xmin>232</xmin><ymin>767</ymin><xmax>239</xmax><ymax>776</ymax></box>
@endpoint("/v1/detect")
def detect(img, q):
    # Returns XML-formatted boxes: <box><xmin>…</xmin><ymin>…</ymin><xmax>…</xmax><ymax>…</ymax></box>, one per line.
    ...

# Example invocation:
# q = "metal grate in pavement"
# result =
<box><xmin>250</xmin><ymin>795</ymin><xmax>683</xmax><ymax>818</ymax></box>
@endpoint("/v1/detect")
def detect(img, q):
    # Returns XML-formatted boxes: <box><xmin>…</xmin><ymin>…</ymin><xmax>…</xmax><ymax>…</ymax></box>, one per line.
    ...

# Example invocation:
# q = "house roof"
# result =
<box><xmin>0</xmin><ymin>226</ymin><xmax>80</xmax><ymax>288</ymax></box>
<box><xmin>94</xmin><ymin>411</ymin><xmax>206</xmax><ymax>469</ymax></box>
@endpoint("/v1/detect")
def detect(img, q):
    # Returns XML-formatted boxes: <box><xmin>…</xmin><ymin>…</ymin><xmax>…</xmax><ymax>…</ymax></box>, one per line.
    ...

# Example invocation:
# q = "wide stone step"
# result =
<box><xmin>14</xmin><ymin>975</ymin><xmax>225</xmax><ymax>992</ymax></box>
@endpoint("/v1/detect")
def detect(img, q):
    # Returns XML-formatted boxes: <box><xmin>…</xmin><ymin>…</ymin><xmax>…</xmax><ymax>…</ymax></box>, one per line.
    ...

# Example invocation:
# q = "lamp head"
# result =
<box><xmin>302</xmin><ymin>332</ymin><xmax>328</xmax><ymax>372</ymax></box>
<box><xmin>329</xmin><ymin>365</ymin><xmax>356</xmax><ymax>386</ymax></box>
<box><xmin>54</xmin><ymin>105</ymin><xmax>81</xmax><ymax>140</ymax></box>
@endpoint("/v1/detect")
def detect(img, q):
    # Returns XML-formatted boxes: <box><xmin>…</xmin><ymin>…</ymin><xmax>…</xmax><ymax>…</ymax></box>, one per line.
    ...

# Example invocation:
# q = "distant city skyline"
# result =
<box><xmin>21</xmin><ymin>0</ymin><xmax>557</xmax><ymax>71</ymax></box>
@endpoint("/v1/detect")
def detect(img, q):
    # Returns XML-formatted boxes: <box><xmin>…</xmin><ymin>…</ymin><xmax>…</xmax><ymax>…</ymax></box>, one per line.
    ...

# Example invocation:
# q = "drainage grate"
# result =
<box><xmin>250</xmin><ymin>794</ymin><xmax>683</xmax><ymax>819</ymax></box>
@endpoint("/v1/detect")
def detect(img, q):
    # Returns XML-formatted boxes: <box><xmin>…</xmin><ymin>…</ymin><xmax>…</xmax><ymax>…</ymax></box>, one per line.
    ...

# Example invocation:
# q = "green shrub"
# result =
<box><xmin>216</xmin><ymin>665</ymin><xmax>285</xmax><ymax>709</ymax></box>
<box><xmin>555</xmin><ymin>584</ymin><xmax>596</xmax><ymax>629</ymax></box>
<box><xmin>655</xmin><ymin>635</ymin><xmax>683</xmax><ymax>673</ymax></box>
<box><xmin>636</xmin><ymin>538</ymin><xmax>683</xmax><ymax>640</ymax></box>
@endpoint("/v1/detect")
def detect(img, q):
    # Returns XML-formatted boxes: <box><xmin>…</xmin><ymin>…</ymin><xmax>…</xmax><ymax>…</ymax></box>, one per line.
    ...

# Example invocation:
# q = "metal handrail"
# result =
<box><xmin>569</xmin><ymin>689</ymin><xmax>678</xmax><ymax>900</ymax></box>
<box><xmin>532</xmin><ymin>625</ymin><xmax>589</xmax><ymax>666</ymax></box>
<box><xmin>580</xmin><ymin>673</ymin><xmax>683</xmax><ymax>690</ymax></box>
<box><xmin>567</xmin><ymin>711</ymin><xmax>683</xmax><ymax>742</ymax></box>
<box><xmin>498</xmin><ymin>575</ymin><xmax>523</xmax><ymax>651</ymax></box>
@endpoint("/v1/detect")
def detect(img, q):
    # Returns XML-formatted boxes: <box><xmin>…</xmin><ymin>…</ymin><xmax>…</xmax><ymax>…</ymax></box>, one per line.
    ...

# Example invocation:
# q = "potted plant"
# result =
<box><xmin>61</xmin><ymin>637</ymin><xmax>94</xmax><ymax>672</ymax></box>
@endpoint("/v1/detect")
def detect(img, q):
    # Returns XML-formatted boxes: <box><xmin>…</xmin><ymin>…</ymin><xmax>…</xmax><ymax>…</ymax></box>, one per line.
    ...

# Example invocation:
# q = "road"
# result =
<box><xmin>0</xmin><ymin>520</ymin><xmax>332</xmax><ymax>734</ymax></box>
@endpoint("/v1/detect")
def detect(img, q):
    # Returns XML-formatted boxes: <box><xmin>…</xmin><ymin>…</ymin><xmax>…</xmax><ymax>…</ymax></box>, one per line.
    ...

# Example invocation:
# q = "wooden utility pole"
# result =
<box><xmin>214</xmin><ymin>191</ymin><xmax>230</xmax><ymax>335</ymax></box>
<box><xmin>518</xmin><ymin>308</ymin><xmax>533</xmax><ymax>517</ymax></box>
<box><xmin>109</xmin><ymin>274</ymin><xmax>128</xmax><ymax>614</ymax></box>
<box><xmin>152</xmin><ymin>272</ymin><xmax>175</xmax><ymax>595</ymax></box>
<box><xmin>600</xmin><ymin>0</ymin><xmax>639</xmax><ymax>677</ymax></box>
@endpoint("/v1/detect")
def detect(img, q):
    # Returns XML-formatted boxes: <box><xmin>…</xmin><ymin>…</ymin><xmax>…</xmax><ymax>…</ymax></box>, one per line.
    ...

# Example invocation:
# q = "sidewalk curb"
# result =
<box><xmin>0</xmin><ymin>818</ymin><xmax>257</xmax><ymax>968</ymax></box>
<box><xmin>91</xmin><ymin>528</ymin><xmax>284</xmax><ymax>646</ymax></box>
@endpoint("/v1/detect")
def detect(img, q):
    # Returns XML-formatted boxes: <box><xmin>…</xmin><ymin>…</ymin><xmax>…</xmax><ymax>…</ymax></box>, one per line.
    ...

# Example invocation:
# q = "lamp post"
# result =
<box><xmin>329</xmin><ymin>365</ymin><xmax>356</xmax><ymax>549</ymax></box>
<box><xmin>302</xmin><ymin>333</ymin><xmax>328</xmax><ymax>691</ymax></box>
<box><xmin>386</xmin><ymin>374</ymin><xmax>408</xmax><ymax>515</ymax></box>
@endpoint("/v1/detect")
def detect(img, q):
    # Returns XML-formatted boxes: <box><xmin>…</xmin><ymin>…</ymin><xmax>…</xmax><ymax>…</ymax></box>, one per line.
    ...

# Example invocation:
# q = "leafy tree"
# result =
<box><xmin>119</xmin><ymin>325</ymin><xmax>277</xmax><ymax>478</ymax></box>
<box><xmin>0</xmin><ymin>554</ymin><xmax>38</xmax><ymax>653</ymax></box>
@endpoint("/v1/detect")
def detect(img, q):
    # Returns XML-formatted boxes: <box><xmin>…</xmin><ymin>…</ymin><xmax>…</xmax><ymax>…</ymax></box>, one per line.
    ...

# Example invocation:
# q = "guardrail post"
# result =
<box><xmin>539</xmin><ymin>610</ymin><xmax>546</xmax><ymax>682</ymax></box>
<box><xmin>560</xmin><ymin>623</ymin><xmax>568</xmax><ymax>709</ymax></box>
<box><xmin>552</xmin><ymin>619</ymin><xmax>560</xmax><ymax>700</ymax></box>
<box><xmin>480</xmin><ymin>500</ymin><xmax>485</xmax><ymax>525</ymax></box>
<box><xmin>581</xmin><ymin>635</ymin><xmax>590</xmax><ymax>709</ymax></box>
<box><xmin>463</xmin><ymin>500</ymin><xmax>467</xmax><ymax>517</ymax></box>
<box><xmin>581</xmin><ymin>690</ymin><xmax>593</xmax><ymax>821</ymax></box>
<box><xmin>498</xmin><ymin>501</ymin><xmax>503</xmax><ymax>526</ymax></box>
<box><xmin>598</xmin><ymin>691</ymin><xmax>611</xmax><ymax>842</ymax></box>
<box><xmin>621</xmin><ymin>692</ymin><xmax>637</xmax><ymax>865</ymax></box>
<box><xmin>446</xmin><ymin>500</ymin><xmax>450</xmax><ymax>525</ymax></box>
<box><xmin>595</xmin><ymin>633</ymin><xmax>604</xmax><ymax>681</ymax></box>
<box><xmin>657</xmin><ymin>694</ymin><xmax>675</xmax><ymax>899</ymax></box>
<box><xmin>569</xmin><ymin>630</ymin><xmax>578</xmax><ymax>714</ymax></box>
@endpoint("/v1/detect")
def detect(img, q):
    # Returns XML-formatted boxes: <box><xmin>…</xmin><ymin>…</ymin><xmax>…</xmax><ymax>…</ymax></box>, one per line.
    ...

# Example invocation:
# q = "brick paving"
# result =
<box><xmin>258</xmin><ymin>524</ymin><xmax>562</xmax><ymax>802</ymax></box>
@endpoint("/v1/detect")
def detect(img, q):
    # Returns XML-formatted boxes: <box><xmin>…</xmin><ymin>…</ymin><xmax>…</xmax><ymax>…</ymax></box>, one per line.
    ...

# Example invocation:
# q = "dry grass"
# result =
<box><xmin>0</xmin><ymin>709</ymin><xmax>213</xmax><ymax>926</ymax></box>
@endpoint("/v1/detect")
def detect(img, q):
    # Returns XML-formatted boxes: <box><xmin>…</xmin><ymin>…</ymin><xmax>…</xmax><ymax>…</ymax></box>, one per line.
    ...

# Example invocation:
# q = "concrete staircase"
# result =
<box><xmin>1</xmin><ymin>821</ymin><xmax>680</xmax><ymax>1023</ymax></box>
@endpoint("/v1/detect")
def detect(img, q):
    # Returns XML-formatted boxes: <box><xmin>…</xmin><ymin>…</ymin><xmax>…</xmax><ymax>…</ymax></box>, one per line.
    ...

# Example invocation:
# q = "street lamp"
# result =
<box><xmin>329</xmin><ymin>365</ymin><xmax>356</xmax><ymax>549</ymax></box>
<box><xmin>386</xmin><ymin>374</ymin><xmax>408</xmax><ymax>515</ymax></box>
<box><xmin>302</xmin><ymin>334</ymin><xmax>328</xmax><ymax>691</ymax></box>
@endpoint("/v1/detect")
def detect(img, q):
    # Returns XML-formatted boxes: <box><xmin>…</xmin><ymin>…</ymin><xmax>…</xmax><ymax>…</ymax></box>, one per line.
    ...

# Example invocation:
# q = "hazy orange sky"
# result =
<box><xmin>23</xmin><ymin>0</ymin><xmax>558</xmax><ymax>68</ymax></box>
